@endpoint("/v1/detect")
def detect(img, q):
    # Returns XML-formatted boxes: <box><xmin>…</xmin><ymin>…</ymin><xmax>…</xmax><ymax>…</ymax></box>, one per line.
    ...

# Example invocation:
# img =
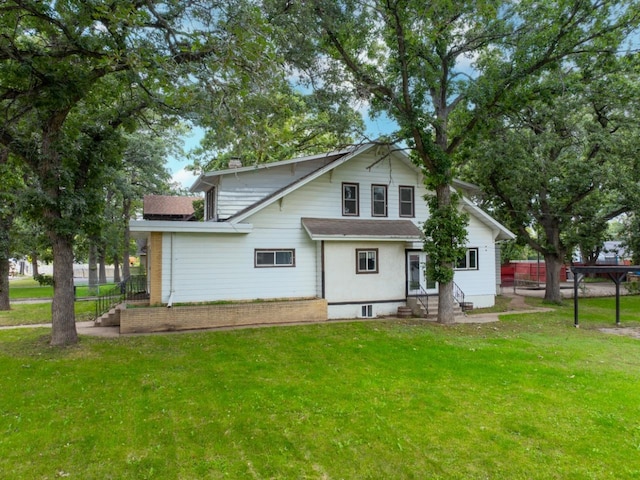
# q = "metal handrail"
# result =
<box><xmin>453</xmin><ymin>281</ymin><xmax>467</xmax><ymax>311</ymax></box>
<box><xmin>408</xmin><ymin>282</ymin><xmax>430</xmax><ymax>316</ymax></box>
<box><xmin>94</xmin><ymin>275</ymin><xmax>147</xmax><ymax>319</ymax></box>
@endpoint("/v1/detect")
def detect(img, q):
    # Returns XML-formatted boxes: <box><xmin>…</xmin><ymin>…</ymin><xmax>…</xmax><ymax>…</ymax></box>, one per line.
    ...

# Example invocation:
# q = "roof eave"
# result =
<box><xmin>307</xmin><ymin>234</ymin><xmax>423</xmax><ymax>242</ymax></box>
<box><xmin>129</xmin><ymin>220</ymin><xmax>253</xmax><ymax>234</ymax></box>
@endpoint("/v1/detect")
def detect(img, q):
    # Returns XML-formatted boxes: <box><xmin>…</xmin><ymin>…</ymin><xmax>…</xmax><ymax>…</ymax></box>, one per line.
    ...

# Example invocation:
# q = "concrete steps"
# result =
<box><xmin>406</xmin><ymin>296</ymin><xmax>465</xmax><ymax>319</ymax></box>
<box><xmin>94</xmin><ymin>303</ymin><xmax>125</xmax><ymax>327</ymax></box>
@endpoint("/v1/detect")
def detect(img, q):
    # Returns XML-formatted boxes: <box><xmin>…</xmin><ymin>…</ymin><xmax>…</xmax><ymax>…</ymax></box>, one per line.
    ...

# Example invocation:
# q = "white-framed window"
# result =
<box><xmin>361</xmin><ymin>305</ymin><xmax>373</xmax><ymax>318</ymax></box>
<box><xmin>356</xmin><ymin>249</ymin><xmax>378</xmax><ymax>274</ymax></box>
<box><xmin>399</xmin><ymin>186</ymin><xmax>414</xmax><ymax>217</ymax></box>
<box><xmin>343</xmin><ymin>183</ymin><xmax>359</xmax><ymax>216</ymax></box>
<box><xmin>456</xmin><ymin>248</ymin><xmax>478</xmax><ymax>270</ymax></box>
<box><xmin>372</xmin><ymin>184</ymin><xmax>388</xmax><ymax>217</ymax></box>
<box><xmin>205</xmin><ymin>187</ymin><xmax>216</xmax><ymax>221</ymax></box>
<box><xmin>255</xmin><ymin>249</ymin><xmax>295</xmax><ymax>267</ymax></box>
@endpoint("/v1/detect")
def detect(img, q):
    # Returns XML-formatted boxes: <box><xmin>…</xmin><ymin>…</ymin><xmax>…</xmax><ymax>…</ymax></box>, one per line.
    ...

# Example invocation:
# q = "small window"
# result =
<box><xmin>456</xmin><ymin>248</ymin><xmax>478</xmax><ymax>270</ymax></box>
<box><xmin>361</xmin><ymin>305</ymin><xmax>373</xmax><ymax>318</ymax></box>
<box><xmin>399</xmin><ymin>186</ymin><xmax>414</xmax><ymax>217</ymax></box>
<box><xmin>255</xmin><ymin>249</ymin><xmax>295</xmax><ymax>267</ymax></box>
<box><xmin>343</xmin><ymin>183</ymin><xmax>359</xmax><ymax>216</ymax></box>
<box><xmin>372</xmin><ymin>184</ymin><xmax>387</xmax><ymax>217</ymax></box>
<box><xmin>356</xmin><ymin>249</ymin><xmax>378</xmax><ymax>274</ymax></box>
<box><xmin>205</xmin><ymin>187</ymin><xmax>216</xmax><ymax>221</ymax></box>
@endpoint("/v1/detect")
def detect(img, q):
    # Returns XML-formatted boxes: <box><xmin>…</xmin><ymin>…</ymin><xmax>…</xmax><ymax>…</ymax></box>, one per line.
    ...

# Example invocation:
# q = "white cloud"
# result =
<box><xmin>171</xmin><ymin>167</ymin><xmax>199</xmax><ymax>190</ymax></box>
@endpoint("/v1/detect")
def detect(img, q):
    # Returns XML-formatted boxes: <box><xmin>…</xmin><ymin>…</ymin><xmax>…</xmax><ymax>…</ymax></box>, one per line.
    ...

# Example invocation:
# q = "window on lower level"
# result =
<box><xmin>255</xmin><ymin>249</ymin><xmax>295</xmax><ymax>267</ymax></box>
<box><xmin>356</xmin><ymin>249</ymin><xmax>378</xmax><ymax>274</ymax></box>
<box><xmin>456</xmin><ymin>248</ymin><xmax>478</xmax><ymax>270</ymax></box>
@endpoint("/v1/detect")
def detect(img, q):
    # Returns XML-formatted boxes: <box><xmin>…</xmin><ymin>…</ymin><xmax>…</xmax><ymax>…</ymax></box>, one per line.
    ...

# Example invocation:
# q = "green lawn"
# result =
<box><xmin>0</xmin><ymin>301</ymin><xmax>96</xmax><ymax>326</ymax></box>
<box><xmin>9</xmin><ymin>277</ymin><xmax>116</xmax><ymax>300</ymax></box>
<box><xmin>1</xmin><ymin>298</ymin><xmax>640</xmax><ymax>478</ymax></box>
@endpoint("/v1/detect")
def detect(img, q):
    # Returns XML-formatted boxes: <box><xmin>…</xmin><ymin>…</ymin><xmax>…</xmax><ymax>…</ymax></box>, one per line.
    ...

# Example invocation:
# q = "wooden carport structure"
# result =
<box><xmin>570</xmin><ymin>265</ymin><xmax>640</xmax><ymax>327</ymax></box>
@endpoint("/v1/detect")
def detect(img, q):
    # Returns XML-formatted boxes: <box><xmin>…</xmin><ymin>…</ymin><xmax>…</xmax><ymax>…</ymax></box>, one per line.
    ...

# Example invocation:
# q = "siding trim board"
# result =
<box><xmin>327</xmin><ymin>299</ymin><xmax>407</xmax><ymax>306</ymax></box>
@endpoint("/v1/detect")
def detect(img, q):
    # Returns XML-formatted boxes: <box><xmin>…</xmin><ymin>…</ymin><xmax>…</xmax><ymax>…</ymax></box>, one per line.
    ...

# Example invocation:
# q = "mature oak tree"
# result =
<box><xmin>267</xmin><ymin>0</ymin><xmax>640</xmax><ymax>322</ymax></box>
<box><xmin>461</xmin><ymin>55</ymin><xmax>640</xmax><ymax>302</ymax></box>
<box><xmin>0</xmin><ymin>0</ymin><xmax>278</xmax><ymax>345</ymax></box>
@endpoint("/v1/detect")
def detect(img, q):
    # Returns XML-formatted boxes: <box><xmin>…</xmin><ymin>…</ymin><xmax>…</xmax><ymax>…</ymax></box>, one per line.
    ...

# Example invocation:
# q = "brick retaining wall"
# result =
<box><xmin>120</xmin><ymin>298</ymin><xmax>328</xmax><ymax>334</ymax></box>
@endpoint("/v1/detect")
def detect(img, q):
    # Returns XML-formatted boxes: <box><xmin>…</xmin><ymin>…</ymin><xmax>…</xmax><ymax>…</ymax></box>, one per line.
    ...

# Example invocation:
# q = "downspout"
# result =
<box><xmin>167</xmin><ymin>233</ymin><xmax>175</xmax><ymax>308</ymax></box>
<box><xmin>321</xmin><ymin>240</ymin><xmax>325</xmax><ymax>299</ymax></box>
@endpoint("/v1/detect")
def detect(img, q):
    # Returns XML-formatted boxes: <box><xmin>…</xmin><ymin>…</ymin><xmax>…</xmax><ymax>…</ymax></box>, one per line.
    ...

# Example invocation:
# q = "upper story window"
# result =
<box><xmin>356</xmin><ymin>249</ymin><xmax>378</xmax><ymax>274</ymax></box>
<box><xmin>399</xmin><ymin>186</ymin><xmax>415</xmax><ymax>217</ymax></box>
<box><xmin>343</xmin><ymin>183</ymin><xmax>359</xmax><ymax>216</ymax></box>
<box><xmin>456</xmin><ymin>248</ymin><xmax>478</xmax><ymax>270</ymax></box>
<box><xmin>205</xmin><ymin>187</ymin><xmax>216</xmax><ymax>221</ymax></box>
<box><xmin>372</xmin><ymin>185</ymin><xmax>388</xmax><ymax>217</ymax></box>
<box><xmin>255</xmin><ymin>249</ymin><xmax>295</xmax><ymax>267</ymax></box>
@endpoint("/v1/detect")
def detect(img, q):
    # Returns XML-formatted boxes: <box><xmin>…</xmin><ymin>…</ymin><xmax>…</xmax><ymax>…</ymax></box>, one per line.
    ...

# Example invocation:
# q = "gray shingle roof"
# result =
<box><xmin>301</xmin><ymin>217</ymin><xmax>423</xmax><ymax>240</ymax></box>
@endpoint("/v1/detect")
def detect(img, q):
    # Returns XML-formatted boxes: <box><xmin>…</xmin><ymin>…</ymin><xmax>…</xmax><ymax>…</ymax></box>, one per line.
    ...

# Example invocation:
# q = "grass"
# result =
<box><xmin>0</xmin><ymin>301</ymin><xmax>96</xmax><ymax>326</ymax></box>
<box><xmin>2</xmin><ymin>297</ymin><xmax>640</xmax><ymax>478</ymax></box>
<box><xmin>8</xmin><ymin>277</ymin><xmax>116</xmax><ymax>300</ymax></box>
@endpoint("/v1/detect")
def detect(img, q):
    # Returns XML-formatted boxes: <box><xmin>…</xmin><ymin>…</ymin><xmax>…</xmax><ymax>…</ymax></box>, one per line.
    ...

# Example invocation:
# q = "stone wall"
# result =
<box><xmin>120</xmin><ymin>298</ymin><xmax>328</xmax><ymax>334</ymax></box>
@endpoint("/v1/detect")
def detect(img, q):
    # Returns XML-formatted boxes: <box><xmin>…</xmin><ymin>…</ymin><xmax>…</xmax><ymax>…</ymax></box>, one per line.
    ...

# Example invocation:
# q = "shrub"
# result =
<box><xmin>33</xmin><ymin>274</ymin><xmax>54</xmax><ymax>287</ymax></box>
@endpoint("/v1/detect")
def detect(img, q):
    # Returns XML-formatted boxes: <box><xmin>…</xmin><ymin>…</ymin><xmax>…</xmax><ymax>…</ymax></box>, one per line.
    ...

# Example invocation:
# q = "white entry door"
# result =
<box><xmin>407</xmin><ymin>252</ymin><xmax>437</xmax><ymax>295</ymax></box>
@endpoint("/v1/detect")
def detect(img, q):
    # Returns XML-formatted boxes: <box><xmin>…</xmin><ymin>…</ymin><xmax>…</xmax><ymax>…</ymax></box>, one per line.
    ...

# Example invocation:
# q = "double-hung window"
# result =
<box><xmin>356</xmin><ymin>249</ymin><xmax>378</xmax><ymax>274</ymax></box>
<box><xmin>399</xmin><ymin>186</ymin><xmax>414</xmax><ymax>217</ymax></box>
<box><xmin>456</xmin><ymin>248</ymin><xmax>478</xmax><ymax>270</ymax></box>
<box><xmin>255</xmin><ymin>249</ymin><xmax>295</xmax><ymax>267</ymax></box>
<box><xmin>343</xmin><ymin>183</ymin><xmax>359</xmax><ymax>216</ymax></box>
<box><xmin>372</xmin><ymin>185</ymin><xmax>388</xmax><ymax>217</ymax></box>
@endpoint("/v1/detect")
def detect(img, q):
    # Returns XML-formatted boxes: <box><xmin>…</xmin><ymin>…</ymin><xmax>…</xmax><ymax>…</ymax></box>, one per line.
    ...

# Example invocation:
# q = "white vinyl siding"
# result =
<box><xmin>160</xmin><ymin>232</ymin><xmax>317</xmax><ymax>304</ymax></box>
<box><xmin>215</xmin><ymin>156</ymin><xmax>340</xmax><ymax>219</ymax></box>
<box><xmin>156</xmin><ymin>149</ymin><xmax>499</xmax><ymax>311</ymax></box>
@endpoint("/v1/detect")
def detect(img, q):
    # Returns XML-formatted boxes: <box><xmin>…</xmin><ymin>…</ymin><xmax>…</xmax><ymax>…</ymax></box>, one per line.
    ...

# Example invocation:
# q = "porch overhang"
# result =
<box><xmin>301</xmin><ymin>217</ymin><xmax>423</xmax><ymax>242</ymax></box>
<box><xmin>129</xmin><ymin>220</ymin><xmax>253</xmax><ymax>238</ymax></box>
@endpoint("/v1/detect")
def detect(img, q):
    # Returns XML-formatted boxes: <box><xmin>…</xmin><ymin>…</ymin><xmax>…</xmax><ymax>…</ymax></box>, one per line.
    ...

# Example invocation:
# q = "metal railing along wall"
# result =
<box><xmin>94</xmin><ymin>275</ymin><xmax>147</xmax><ymax>320</ymax></box>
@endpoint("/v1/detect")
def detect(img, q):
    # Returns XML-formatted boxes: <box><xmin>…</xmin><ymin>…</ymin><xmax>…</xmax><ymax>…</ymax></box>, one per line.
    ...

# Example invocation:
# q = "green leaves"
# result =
<box><xmin>422</xmin><ymin>192</ymin><xmax>469</xmax><ymax>284</ymax></box>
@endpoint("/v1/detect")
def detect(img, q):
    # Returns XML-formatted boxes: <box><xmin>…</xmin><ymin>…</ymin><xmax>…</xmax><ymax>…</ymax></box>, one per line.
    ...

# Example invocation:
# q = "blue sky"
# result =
<box><xmin>168</xmin><ymin>112</ymin><xmax>399</xmax><ymax>190</ymax></box>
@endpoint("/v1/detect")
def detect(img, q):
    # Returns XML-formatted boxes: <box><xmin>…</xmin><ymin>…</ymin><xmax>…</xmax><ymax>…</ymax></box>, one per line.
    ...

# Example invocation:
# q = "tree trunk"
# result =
<box><xmin>543</xmin><ymin>253</ymin><xmax>564</xmax><ymax>304</ymax></box>
<box><xmin>98</xmin><ymin>246</ymin><xmax>107</xmax><ymax>284</ymax></box>
<box><xmin>0</xmin><ymin>258</ymin><xmax>9</xmax><ymax>311</ymax></box>
<box><xmin>113</xmin><ymin>254</ymin><xmax>121</xmax><ymax>283</ymax></box>
<box><xmin>0</xmin><ymin>215</ymin><xmax>11</xmax><ymax>311</ymax></box>
<box><xmin>122</xmin><ymin>198</ymin><xmax>131</xmax><ymax>279</ymax></box>
<box><xmin>88</xmin><ymin>241</ymin><xmax>98</xmax><ymax>295</ymax></box>
<box><xmin>436</xmin><ymin>183</ymin><xmax>456</xmax><ymax>324</ymax></box>
<box><xmin>49</xmin><ymin>233</ymin><xmax>78</xmax><ymax>346</ymax></box>
<box><xmin>31</xmin><ymin>254</ymin><xmax>39</xmax><ymax>277</ymax></box>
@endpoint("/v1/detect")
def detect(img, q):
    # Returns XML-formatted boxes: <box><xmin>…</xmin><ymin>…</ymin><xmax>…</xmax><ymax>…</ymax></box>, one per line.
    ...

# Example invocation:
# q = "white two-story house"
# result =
<box><xmin>130</xmin><ymin>142</ymin><xmax>514</xmax><ymax>323</ymax></box>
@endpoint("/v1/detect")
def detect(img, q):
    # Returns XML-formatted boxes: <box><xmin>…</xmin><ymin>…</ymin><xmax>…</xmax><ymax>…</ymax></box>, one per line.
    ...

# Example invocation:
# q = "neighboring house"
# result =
<box><xmin>599</xmin><ymin>241</ymin><xmax>630</xmax><ymax>265</ymax></box>
<box><xmin>142</xmin><ymin>195</ymin><xmax>197</xmax><ymax>221</ymax></box>
<box><xmin>130</xmin><ymin>142</ymin><xmax>514</xmax><ymax>321</ymax></box>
